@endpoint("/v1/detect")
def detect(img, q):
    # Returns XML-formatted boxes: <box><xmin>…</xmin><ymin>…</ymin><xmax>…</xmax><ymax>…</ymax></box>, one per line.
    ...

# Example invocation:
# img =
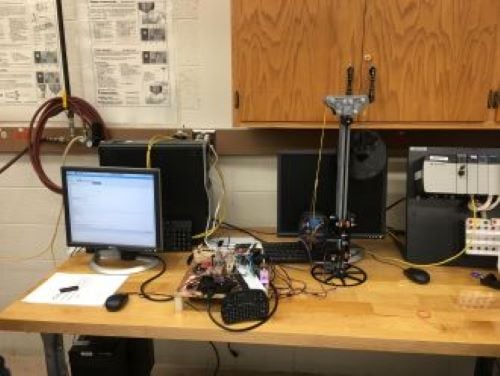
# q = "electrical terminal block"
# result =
<box><xmin>465</xmin><ymin>218</ymin><xmax>500</xmax><ymax>256</ymax></box>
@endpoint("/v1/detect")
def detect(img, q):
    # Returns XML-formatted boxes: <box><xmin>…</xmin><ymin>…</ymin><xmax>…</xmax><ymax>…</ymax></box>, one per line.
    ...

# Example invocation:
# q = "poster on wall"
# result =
<box><xmin>0</xmin><ymin>0</ymin><xmax>64</xmax><ymax>121</ymax></box>
<box><xmin>80</xmin><ymin>0</ymin><xmax>177</xmax><ymax>125</ymax></box>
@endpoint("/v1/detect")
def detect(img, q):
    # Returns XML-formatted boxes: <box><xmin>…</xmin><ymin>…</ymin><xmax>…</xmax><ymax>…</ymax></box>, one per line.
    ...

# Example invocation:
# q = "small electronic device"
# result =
<box><xmin>221</xmin><ymin>289</ymin><xmax>269</xmax><ymax>324</ymax></box>
<box><xmin>105</xmin><ymin>293</ymin><xmax>129</xmax><ymax>312</ymax></box>
<box><xmin>61</xmin><ymin>166</ymin><xmax>163</xmax><ymax>274</ymax></box>
<box><xmin>99</xmin><ymin>139</ymin><xmax>209</xmax><ymax>250</ymax></box>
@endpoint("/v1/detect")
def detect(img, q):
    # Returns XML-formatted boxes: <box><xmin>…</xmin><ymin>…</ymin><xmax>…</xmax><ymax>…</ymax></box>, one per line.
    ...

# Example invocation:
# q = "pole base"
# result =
<box><xmin>311</xmin><ymin>263</ymin><xmax>367</xmax><ymax>287</ymax></box>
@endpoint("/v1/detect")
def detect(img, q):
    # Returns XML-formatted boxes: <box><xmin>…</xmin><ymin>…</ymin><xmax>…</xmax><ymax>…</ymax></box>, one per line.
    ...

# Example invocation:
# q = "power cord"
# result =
<box><xmin>137</xmin><ymin>255</ymin><xmax>174</xmax><ymax>302</ymax></box>
<box><xmin>386</xmin><ymin>197</ymin><xmax>406</xmax><ymax>212</ymax></box>
<box><xmin>226</xmin><ymin>343</ymin><xmax>239</xmax><ymax>358</ymax></box>
<box><xmin>206</xmin><ymin>283</ymin><xmax>279</xmax><ymax>332</ymax></box>
<box><xmin>208</xmin><ymin>341</ymin><xmax>220</xmax><ymax>376</ymax></box>
<box><xmin>0</xmin><ymin>147</ymin><xmax>29</xmax><ymax>175</ymax></box>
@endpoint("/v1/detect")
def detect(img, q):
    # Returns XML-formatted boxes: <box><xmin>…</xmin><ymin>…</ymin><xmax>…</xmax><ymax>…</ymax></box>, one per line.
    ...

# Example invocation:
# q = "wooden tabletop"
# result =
<box><xmin>0</xmin><ymin>239</ymin><xmax>499</xmax><ymax>357</ymax></box>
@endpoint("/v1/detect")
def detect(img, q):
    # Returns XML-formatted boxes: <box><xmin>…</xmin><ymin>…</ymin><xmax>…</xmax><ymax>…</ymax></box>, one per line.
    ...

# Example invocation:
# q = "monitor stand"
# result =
<box><xmin>89</xmin><ymin>249</ymin><xmax>159</xmax><ymax>275</ymax></box>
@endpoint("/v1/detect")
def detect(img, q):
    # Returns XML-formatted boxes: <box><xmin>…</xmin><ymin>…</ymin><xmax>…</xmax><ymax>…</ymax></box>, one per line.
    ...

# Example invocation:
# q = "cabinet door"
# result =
<box><xmin>232</xmin><ymin>0</ymin><xmax>365</xmax><ymax>123</ymax></box>
<box><xmin>362</xmin><ymin>0</ymin><xmax>498</xmax><ymax>122</ymax></box>
<box><xmin>497</xmin><ymin>46</ymin><xmax>500</xmax><ymax>122</ymax></box>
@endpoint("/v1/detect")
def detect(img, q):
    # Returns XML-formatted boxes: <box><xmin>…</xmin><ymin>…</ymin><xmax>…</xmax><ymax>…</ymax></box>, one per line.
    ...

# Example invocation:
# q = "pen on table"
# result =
<box><xmin>59</xmin><ymin>285</ymin><xmax>79</xmax><ymax>293</ymax></box>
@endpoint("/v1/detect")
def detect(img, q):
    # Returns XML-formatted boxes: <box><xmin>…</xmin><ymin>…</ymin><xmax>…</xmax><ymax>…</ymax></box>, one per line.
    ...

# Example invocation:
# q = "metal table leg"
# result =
<box><xmin>40</xmin><ymin>334</ymin><xmax>69</xmax><ymax>376</ymax></box>
<box><xmin>474</xmin><ymin>357</ymin><xmax>496</xmax><ymax>376</ymax></box>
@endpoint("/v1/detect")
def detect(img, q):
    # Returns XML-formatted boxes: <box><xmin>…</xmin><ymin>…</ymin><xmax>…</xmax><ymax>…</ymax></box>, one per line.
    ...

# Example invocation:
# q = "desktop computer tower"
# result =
<box><xmin>99</xmin><ymin>139</ymin><xmax>209</xmax><ymax>250</ymax></box>
<box><xmin>69</xmin><ymin>337</ymin><xmax>154</xmax><ymax>376</ymax></box>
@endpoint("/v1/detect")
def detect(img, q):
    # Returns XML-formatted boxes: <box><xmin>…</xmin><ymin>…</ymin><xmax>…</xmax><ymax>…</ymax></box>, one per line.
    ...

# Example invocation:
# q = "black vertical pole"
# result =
<box><xmin>55</xmin><ymin>0</ymin><xmax>75</xmax><ymax>136</ymax></box>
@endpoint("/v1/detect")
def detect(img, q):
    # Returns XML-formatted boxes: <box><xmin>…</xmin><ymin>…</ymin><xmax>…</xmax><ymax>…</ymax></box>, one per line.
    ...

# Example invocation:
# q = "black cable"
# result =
<box><xmin>207</xmin><ymin>283</ymin><xmax>279</xmax><ymax>332</ymax></box>
<box><xmin>386</xmin><ymin>197</ymin><xmax>406</xmax><ymax>211</ymax></box>
<box><xmin>387</xmin><ymin>226</ymin><xmax>405</xmax><ymax>236</ymax></box>
<box><xmin>0</xmin><ymin>147</ymin><xmax>29</xmax><ymax>175</ymax></box>
<box><xmin>221</xmin><ymin>222</ymin><xmax>266</xmax><ymax>243</ymax></box>
<box><xmin>208</xmin><ymin>341</ymin><xmax>220</xmax><ymax>376</ymax></box>
<box><xmin>368</xmin><ymin>252</ymin><xmax>405</xmax><ymax>270</ymax></box>
<box><xmin>139</xmin><ymin>255</ymin><xmax>174</xmax><ymax>302</ymax></box>
<box><xmin>387</xmin><ymin>230</ymin><xmax>405</xmax><ymax>252</ymax></box>
<box><xmin>227</xmin><ymin>343</ymin><xmax>239</xmax><ymax>357</ymax></box>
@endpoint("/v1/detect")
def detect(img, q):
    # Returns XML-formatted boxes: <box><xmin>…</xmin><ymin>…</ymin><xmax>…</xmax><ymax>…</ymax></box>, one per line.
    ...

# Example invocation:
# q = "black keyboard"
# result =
<box><xmin>221</xmin><ymin>289</ymin><xmax>269</xmax><ymax>324</ymax></box>
<box><xmin>262</xmin><ymin>241</ymin><xmax>310</xmax><ymax>263</ymax></box>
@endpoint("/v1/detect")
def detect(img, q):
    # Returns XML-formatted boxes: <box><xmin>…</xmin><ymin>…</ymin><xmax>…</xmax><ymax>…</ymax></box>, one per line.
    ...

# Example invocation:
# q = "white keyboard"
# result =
<box><xmin>465</xmin><ymin>218</ymin><xmax>500</xmax><ymax>256</ymax></box>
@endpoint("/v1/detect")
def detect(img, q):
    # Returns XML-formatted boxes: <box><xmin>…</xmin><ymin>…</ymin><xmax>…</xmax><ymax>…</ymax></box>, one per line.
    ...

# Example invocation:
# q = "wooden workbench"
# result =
<box><xmin>0</xmin><ymin>239</ymin><xmax>499</xmax><ymax>375</ymax></box>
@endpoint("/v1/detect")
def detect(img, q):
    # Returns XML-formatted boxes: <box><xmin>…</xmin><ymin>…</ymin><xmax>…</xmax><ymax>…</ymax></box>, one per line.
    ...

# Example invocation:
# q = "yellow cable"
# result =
<box><xmin>192</xmin><ymin>145</ymin><xmax>226</xmax><ymax>239</ymax></box>
<box><xmin>61</xmin><ymin>90</ymin><xmax>68</xmax><ymax>110</ymax></box>
<box><xmin>146</xmin><ymin>135</ymin><xmax>172</xmax><ymax>168</ymax></box>
<box><xmin>311</xmin><ymin>108</ymin><xmax>327</xmax><ymax>216</ymax></box>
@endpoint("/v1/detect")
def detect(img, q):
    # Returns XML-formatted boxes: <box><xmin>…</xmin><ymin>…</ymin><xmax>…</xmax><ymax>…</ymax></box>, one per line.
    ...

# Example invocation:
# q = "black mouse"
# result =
<box><xmin>105</xmin><ymin>293</ymin><xmax>129</xmax><ymax>312</ymax></box>
<box><xmin>403</xmin><ymin>267</ymin><xmax>430</xmax><ymax>285</ymax></box>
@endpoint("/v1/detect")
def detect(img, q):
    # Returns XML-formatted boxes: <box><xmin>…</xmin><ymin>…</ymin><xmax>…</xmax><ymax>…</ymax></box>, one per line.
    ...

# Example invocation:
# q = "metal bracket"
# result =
<box><xmin>324</xmin><ymin>95</ymin><xmax>369</xmax><ymax>118</ymax></box>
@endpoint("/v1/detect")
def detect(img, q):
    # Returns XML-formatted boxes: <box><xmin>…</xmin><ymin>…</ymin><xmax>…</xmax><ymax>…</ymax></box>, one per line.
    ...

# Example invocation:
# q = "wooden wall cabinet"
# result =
<box><xmin>232</xmin><ymin>0</ymin><xmax>499</xmax><ymax>128</ymax></box>
<box><xmin>232</xmin><ymin>0</ymin><xmax>365</xmax><ymax>123</ymax></box>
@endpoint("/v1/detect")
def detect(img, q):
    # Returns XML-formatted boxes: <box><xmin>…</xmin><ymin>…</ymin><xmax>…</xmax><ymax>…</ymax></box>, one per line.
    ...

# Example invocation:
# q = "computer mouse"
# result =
<box><xmin>105</xmin><ymin>293</ymin><xmax>129</xmax><ymax>312</ymax></box>
<box><xmin>403</xmin><ymin>267</ymin><xmax>430</xmax><ymax>285</ymax></box>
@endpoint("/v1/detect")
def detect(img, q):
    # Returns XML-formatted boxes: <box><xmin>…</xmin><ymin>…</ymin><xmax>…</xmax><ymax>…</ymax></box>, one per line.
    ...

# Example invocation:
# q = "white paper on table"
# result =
<box><xmin>22</xmin><ymin>273</ymin><xmax>128</xmax><ymax>307</ymax></box>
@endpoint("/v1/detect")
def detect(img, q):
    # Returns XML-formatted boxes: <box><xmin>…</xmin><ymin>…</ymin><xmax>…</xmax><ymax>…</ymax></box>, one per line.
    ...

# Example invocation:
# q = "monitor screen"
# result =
<box><xmin>61</xmin><ymin>167</ymin><xmax>162</xmax><ymax>250</ymax></box>
<box><xmin>277</xmin><ymin>148</ymin><xmax>387</xmax><ymax>238</ymax></box>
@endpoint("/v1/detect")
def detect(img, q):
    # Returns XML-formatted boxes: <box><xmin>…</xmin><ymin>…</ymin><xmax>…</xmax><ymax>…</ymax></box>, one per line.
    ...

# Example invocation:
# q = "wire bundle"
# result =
<box><xmin>28</xmin><ymin>96</ymin><xmax>106</xmax><ymax>194</ymax></box>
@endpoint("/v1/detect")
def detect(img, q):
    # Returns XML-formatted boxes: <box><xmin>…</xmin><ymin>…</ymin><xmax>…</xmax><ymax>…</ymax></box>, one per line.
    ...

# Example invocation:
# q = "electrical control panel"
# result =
<box><xmin>465</xmin><ymin>218</ymin><xmax>500</xmax><ymax>256</ymax></box>
<box><xmin>406</xmin><ymin>147</ymin><xmax>499</xmax><ymax>268</ymax></box>
<box><xmin>418</xmin><ymin>153</ymin><xmax>500</xmax><ymax>195</ymax></box>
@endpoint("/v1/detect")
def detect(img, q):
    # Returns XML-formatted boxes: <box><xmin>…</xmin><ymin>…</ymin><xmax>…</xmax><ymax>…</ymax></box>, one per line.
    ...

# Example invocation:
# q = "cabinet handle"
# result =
<box><xmin>487</xmin><ymin>90</ymin><xmax>498</xmax><ymax>109</ymax></box>
<box><xmin>368</xmin><ymin>66</ymin><xmax>377</xmax><ymax>103</ymax></box>
<box><xmin>234</xmin><ymin>90</ymin><xmax>240</xmax><ymax>109</ymax></box>
<box><xmin>345</xmin><ymin>66</ymin><xmax>354</xmax><ymax>95</ymax></box>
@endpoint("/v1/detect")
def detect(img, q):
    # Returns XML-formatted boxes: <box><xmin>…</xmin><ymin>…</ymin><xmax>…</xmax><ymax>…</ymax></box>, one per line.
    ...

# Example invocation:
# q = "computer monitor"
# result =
<box><xmin>61</xmin><ymin>166</ymin><xmax>162</xmax><ymax>274</ymax></box>
<box><xmin>277</xmin><ymin>147</ymin><xmax>387</xmax><ymax>239</ymax></box>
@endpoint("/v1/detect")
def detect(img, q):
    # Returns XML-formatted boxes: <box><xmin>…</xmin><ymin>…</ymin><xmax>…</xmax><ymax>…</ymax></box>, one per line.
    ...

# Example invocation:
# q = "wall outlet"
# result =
<box><xmin>192</xmin><ymin>129</ymin><xmax>216</xmax><ymax>146</ymax></box>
